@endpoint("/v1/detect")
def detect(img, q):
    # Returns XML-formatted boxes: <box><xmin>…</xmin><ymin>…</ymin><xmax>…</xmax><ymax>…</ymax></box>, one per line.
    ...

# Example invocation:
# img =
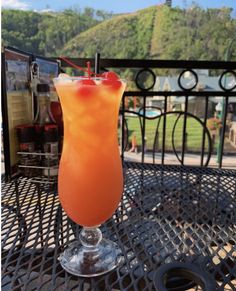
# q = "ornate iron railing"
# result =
<box><xmin>59</xmin><ymin>57</ymin><xmax>236</xmax><ymax>168</ymax></box>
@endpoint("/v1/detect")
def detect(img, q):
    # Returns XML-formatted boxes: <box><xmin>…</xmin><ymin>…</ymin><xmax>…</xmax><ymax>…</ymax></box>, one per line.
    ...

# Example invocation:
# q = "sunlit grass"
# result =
<box><xmin>125</xmin><ymin>115</ymin><xmax>213</xmax><ymax>152</ymax></box>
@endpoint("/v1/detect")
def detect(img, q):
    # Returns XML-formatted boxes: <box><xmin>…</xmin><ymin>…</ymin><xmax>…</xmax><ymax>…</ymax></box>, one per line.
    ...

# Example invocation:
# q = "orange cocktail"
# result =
<box><xmin>54</xmin><ymin>72</ymin><xmax>126</xmax><ymax>277</ymax></box>
<box><xmin>55</xmin><ymin>74</ymin><xmax>125</xmax><ymax>226</ymax></box>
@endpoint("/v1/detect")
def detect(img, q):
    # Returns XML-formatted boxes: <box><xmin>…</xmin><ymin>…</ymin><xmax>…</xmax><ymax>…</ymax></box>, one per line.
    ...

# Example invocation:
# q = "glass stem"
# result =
<box><xmin>79</xmin><ymin>226</ymin><xmax>102</xmax><ymax>249</ymax></box>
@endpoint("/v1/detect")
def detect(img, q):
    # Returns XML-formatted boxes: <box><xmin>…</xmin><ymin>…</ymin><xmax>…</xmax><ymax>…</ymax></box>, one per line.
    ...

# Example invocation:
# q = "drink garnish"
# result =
<box><xmin>101</xmin><ymin>72</ymin><xmax>122</xmax><ymax>89</ymax></box>
<box><xmin>101</xmin><ymin>72</ymin><xmax>119</xmax><ymax>80</ymax></box>
<box><xmin>59</xmin><ymin>56</ymin><xmax>122</xmax><ymax>90</ymax></box>
<box><xmin>59</xmin><ymin>56</ymin><xmax>121</xmax><ymax>81</ymax></box>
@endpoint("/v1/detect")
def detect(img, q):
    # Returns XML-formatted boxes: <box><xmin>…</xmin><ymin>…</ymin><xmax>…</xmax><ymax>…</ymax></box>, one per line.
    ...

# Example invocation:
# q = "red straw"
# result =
<box><xmin>59</xmin><ymin>56</ymin><xmax>95</xmax><ymax>77</ymax></box>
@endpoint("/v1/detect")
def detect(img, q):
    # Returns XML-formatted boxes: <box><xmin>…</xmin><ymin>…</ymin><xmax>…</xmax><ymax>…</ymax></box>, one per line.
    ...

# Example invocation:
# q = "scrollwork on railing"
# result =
<box><xmin>219</xmin><ymin>70</ymin><xmax>236</xmax><ymax>92</ymax></box>
<box><xmin>120</xmin><ymin>107</ymin><xmax>212</xmax><ymax>167</ymax></box>
<box><xmin>178</xmin><ymin>69</ymin><xmax>198</xmax><ymax>91</ymax></box>
<box><xmin>135</xmin><ymin>68</ymin><xmax>156</xmax><ymax>91</ymax></box>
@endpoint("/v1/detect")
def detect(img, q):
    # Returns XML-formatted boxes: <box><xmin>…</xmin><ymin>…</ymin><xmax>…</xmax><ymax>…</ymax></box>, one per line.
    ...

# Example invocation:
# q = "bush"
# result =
<box><xmin>207</xmin><ymin>117</ymin><xmax>222</xmax><ymax>131</ymax></box>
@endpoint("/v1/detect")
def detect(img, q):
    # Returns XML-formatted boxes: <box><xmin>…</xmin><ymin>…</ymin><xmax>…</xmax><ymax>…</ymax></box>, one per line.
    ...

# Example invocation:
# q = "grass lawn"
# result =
<box><xmin>124</xmin><ymin>114</ymin><xmax>215</xmax><ymax>152</ymax></box>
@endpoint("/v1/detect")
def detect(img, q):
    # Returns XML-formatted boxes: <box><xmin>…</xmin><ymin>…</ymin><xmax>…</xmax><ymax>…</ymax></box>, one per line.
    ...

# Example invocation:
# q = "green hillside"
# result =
<box><xmin>150</xmin><ymin>6</ymin><xmax>236</xmax><ymax>60</ymax></box>
<box><xmin>2</xmin><ymin>5</ymin><xmax>236</xmax><ymax>61</ymax></box>
<box><xmin>63</xmin><ymin>5</ymin><xmax>236</xmax><ymax>61</ymax></box>
<box><xmin>62</xmin><ymin>6</ymin><xmax>156</xmax><ymax>58</ymax></box>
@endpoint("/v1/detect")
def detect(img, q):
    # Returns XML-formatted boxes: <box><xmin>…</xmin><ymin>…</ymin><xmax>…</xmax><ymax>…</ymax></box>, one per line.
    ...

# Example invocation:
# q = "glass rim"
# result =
<box><xmin>53</xmin><ymin>76</ymin><xmax>126</xmax><ymax>82</ymax></box>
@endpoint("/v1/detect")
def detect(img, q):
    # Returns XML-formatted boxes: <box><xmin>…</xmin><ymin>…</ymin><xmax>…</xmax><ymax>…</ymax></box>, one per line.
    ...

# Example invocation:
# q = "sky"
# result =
<box><xmin>1</xmin><ymin>0</ymin><xmax>236</xmax><ymax>13</ymax></box>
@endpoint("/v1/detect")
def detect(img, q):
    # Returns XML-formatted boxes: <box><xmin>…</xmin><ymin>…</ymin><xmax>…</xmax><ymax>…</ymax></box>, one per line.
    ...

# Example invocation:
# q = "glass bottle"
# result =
<box><xmin>34</xmin><ymin>83</ymin><xmax>59</xmax><ymax>177</ymax></box>
<box><xmin>42</xmin><ymin>124</ymin><xmax>59</xmax><ymax>177</ymax></box>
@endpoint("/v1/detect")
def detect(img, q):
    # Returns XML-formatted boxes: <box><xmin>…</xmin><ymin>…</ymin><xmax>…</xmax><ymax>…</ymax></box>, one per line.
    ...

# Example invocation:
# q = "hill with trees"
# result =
<box><xmin>62</xmin><ymin>6</ymin><xmax>156</xmax><ymax>59</ymax></box>
<box><xmin>2</xmin><ymin>5</ymin><xmax>236</xmax><ymax>61</ymax></box>
<box><xmin>2</xmin><ymin>8</ymin><xmax>112</xmax><ymax>56</ymax></box>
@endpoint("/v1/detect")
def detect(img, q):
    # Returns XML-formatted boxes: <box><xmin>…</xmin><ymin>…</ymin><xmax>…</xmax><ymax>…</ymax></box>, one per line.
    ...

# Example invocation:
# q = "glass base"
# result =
<box><xmin>59</xmin><ymin>238</ymin><xmax>123</xmax><ymax>277</ymax></box>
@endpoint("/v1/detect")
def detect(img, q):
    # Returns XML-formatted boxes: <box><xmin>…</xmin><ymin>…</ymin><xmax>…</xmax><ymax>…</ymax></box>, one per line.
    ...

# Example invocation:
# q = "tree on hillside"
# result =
<box><xmin>37</xmin><ymin>9</ymin><xmax>99</xmax><ymax>56</ymax></box>
<box><xmin>2</xmin><ymin>9</ymin><xmax>43</xmax><ymax>54</ymax></box>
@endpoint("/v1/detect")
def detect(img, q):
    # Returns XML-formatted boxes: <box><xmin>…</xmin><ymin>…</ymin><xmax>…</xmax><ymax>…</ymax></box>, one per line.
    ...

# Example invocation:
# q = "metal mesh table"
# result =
<box><xmin>2</xmin><ymin>162</ymin><xmax>236</xmax><ymax>290</ymax></box>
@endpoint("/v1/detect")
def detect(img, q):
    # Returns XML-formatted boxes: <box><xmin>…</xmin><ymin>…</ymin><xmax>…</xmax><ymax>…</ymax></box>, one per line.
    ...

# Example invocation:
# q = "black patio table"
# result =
<box><xmin>1</xmin><ymin>162</ymin><xmax>236</xmax><ymax>290</ymax></box>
